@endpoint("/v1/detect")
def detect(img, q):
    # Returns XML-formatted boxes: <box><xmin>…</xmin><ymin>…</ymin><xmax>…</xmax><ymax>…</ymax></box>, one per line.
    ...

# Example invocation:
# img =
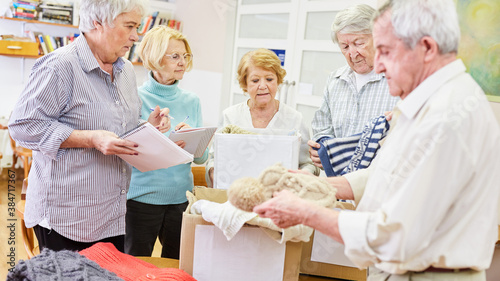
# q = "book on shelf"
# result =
<box><xmin>43</xmin><ymin>34</ymin><xmax>54</xmax><ymax>52</ymax></box>
<box><xmin>38</xmin><ymin>1</ymin><xmax>73</xmax><ymax>25</ymax></box>
<box><xmin>34</xmin><ymin>32</ymin><xmax>48</xmax><ymax>55</ymax></box>
<box><xmin>127</xmin><ymin>41</ymin><xmax>141</xmax><ymax>63</ymax></box>
<box><xmin>137</xmin><ymin>11</ymin><xmax>182</xmax><ymax>36</ymax></box>
<box><xmin>139</xmin><ymin>15</ymin><xmax>153</xmax><ymax>35</ymax></box>
<box><xmin>12</xmin><ymin>0</ymin><xmax>41</xmax><ymax>20</ymax></box>
<box><xmin>13</xmin><ymin>2</ymin><xmax>38</xmax><ymax>10</ymax></box>
<box><xmin>14</xmin><ymin>11</ymin><xmax>36</xmax><ymax>19</ymax></box>
<box><xmin>151</xmin><ymin>12</ymin><xmax>162</xmax><ymax>30</ymax></box>
<box><xmin>31</xmin><ymin>32</ymin><xmax>79</xmax><ymax>55</ymax></box>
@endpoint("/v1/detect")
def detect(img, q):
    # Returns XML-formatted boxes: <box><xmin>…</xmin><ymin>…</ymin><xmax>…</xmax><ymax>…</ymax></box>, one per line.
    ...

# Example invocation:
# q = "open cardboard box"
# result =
<box><xmin>179</xmin><ymin>187</ymin><xmax>303</xmax><ymax>281</ymax></box>
<box><xmin>213</xmin><ymin>130</ymin><xmax>300</xmax><ymax>189</ymax></box>
<box><xmin>300</xmin><ymin>202</ymin><xmax>367</xmax><ymax>281</ymax></box>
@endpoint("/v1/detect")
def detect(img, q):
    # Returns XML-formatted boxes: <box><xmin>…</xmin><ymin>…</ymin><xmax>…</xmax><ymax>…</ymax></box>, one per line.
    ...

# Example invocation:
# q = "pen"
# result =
<box><xmin>174</xmin><ymin>116</ymin><xmax>190</xmax><ymax>131</ymax></box>
<box><xmin>150</xmin><ymin>108</ymin><xmax>174</xmax><ymax>119</ymax></box>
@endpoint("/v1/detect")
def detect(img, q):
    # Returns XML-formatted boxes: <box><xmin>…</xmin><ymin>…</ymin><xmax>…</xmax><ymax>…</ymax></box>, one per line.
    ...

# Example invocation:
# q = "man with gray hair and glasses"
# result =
<box><xmin>308</xmin><ymin>4</ymin><xmax>399</xmax><ymax>170</ymax></box>
<box><xmin>255</xmin><ymin>0</ymin><xmax>500</xmax><ymax>280</ymax></box>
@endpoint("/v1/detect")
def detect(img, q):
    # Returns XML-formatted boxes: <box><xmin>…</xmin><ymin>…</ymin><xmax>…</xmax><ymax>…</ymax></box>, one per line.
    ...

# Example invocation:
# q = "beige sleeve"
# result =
<box><xmin>343</xmin><ymin>167</ymin><xmax>372</xmax><ymax>205</ymax></box>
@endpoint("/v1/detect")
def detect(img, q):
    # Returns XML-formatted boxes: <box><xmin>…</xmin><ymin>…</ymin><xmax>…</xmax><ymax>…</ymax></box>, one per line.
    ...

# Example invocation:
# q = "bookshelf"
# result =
<box><xmin>0</xmin><ymin>17</ymin><xmax>157</xmax><ymax>65</ymax></box>
<box><xmin>0</xmin><ymin>16</ymin><xmax>79</xmax><ymax>59</ymax></box>
<box><xmin>0</xmin><ymin>1</ymin><xmax>177</xmax><ymax>118</ymax></box>
<box><xmin>0</xmin><ymin>16</ymin><xmax>78</xmax><ymax>28</ymax></box>
<box><xmin>0</xmin><ymin>53</ymin><xmax>40</xmax><ymax>59</ymax></box>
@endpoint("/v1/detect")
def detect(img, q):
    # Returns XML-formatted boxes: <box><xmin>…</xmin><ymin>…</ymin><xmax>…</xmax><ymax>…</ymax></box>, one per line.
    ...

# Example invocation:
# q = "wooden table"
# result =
<box><xmin>136</xmin><ymin>257</ymin><xmax>346</xmax><ymax>281</ymax></box>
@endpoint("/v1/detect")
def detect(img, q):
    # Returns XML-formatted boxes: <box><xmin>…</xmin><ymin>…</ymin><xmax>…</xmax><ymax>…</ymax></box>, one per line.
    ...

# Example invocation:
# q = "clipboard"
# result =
<box><xmin>118</xmin><ymin>122</ymin><xmax>194</xmax><ymax>172</ymax></box>
<box><xmin>169</xmin><ymin>126</ymin><xmax>217</xmax><ymax>158</ymax></box>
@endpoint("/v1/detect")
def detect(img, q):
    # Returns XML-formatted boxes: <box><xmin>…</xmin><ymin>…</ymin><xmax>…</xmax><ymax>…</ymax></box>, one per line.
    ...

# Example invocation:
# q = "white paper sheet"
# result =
<box><xmin>117</xmin><ymin>122</ymin><xmax>193</xmax><ymax>172</ymax></box>
<box><xmin>311</xmin><ymin>231</ymin><xmax>356</xmax><ymax>268</ymax></box>
<box><xmin>193</xmin><ymin>225</ymin><xmax>286</xmax><ymax>281</ymax></box>
<box><xmin>169</xmin><ymin>126</ymin><xmax>217</xmax><ymax>158</ymax></box>
<box><xmin>213</xmin><ymin>133</ymin><xmax>300</xmax><ymax>189</ymax></box>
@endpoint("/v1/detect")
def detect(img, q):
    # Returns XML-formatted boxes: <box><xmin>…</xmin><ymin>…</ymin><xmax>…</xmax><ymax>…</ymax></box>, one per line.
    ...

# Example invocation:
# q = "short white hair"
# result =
<box><xmin>375</xmin><ymin>0</ymin><xmax>460</xmax><ymax>54</ymax></box>
<box><xmin>79</xmin><ymin>0</ymin><xmax>148</xmax><ymax>33</ymax></box>
<box><xmin>331</xmin><ymin>4</ymin><xmax>376</xmax><ymax>45</ymax></box>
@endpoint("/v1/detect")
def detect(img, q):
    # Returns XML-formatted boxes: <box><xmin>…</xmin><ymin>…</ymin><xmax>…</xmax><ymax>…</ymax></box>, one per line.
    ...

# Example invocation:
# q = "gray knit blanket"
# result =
<box><xmin>6</xmin><ymin>248</ymin><xmax>123</xmax><ymax>281</ymax></box>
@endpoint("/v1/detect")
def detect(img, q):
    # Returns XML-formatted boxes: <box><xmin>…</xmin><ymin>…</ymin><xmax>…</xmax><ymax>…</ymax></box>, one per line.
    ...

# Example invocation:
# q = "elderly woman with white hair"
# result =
<box><xmin>8</xmin><ymin>0</ymin><xmax>171</xmax><ymax>252</ymax></box>
<box><xmin>308</xmin><ymin>4</ymin><xmax>399</xmax><ymax>168</ymax></box>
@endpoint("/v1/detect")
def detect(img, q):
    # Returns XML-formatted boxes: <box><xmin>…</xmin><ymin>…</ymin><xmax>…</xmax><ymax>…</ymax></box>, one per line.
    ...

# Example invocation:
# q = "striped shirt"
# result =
<box><xmin>8</xmin><ymin>34</ymin><xmax>141</xmax><ymax>242</ymax></box>
<box><xmin>312</xmin><ymin>65</ymin><xmax>399</xmax><ymax>140</ymax></box>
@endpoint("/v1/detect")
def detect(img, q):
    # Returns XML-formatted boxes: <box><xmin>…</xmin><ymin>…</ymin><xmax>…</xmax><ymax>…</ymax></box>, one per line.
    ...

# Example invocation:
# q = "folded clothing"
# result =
<box><xmin>7</xmin><ymin>247</ymin><xmax>123</xmax><ymax>281</ymax></box>
<box><xmin>191</xmin><ymin>200</ymin><xmax>256</xmax><ymax>239</ymax></box>
<box><xmin>317</xmin><ymin>115</ymin><xmax>390</xmax><ymax>176</ymax></box>
<box><xmin>80</xmin><ymin>242</ymin><xmax>196</xmax><ymax>281</ymax></box>
<box><xmin>191</xmin><ymin>199</ymin><xmax>312</xmax><ymax>243</ymax></box>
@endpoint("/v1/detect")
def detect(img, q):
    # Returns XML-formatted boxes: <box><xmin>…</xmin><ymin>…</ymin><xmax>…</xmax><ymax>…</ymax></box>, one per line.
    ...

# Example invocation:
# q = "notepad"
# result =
<box><xmin>118</xmin><ymin>122</ymin><xmax>194</xmax><ymax>172</ymax></box>
<box><xmin>169</xmin><ymin>127</ymin><xmax>217</xmax><ymax>158</ymax></box>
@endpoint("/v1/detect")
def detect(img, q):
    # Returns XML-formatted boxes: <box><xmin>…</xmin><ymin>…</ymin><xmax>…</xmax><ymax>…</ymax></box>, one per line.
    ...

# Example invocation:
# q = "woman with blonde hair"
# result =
<box><xmin>125</xmin><ymin>25</ymin><xmax>208</xmax><ymax>258</ymax></box>
<box><xmin>206</xmin><ymin>48</ymin><xmax>319</xmax><ymax>185</ymax></box>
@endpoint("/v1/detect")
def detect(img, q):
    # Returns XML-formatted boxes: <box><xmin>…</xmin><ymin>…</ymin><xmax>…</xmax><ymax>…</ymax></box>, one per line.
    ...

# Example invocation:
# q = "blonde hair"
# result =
<box><xmin>237</xmin><ymin>48</ymin><xmax>286</xmax><ymax>92</ymax></box>
<box><xmin>138</xmin><ymin>25</ymin><xmax>193</xmax><ymax>72</ymax></box>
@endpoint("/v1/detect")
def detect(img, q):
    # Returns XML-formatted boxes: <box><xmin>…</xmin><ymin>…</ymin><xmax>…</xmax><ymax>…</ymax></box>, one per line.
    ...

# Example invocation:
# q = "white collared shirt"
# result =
<box><xmin>339</xmin><ymin>60</ymin><xmax>500</xmax><ymax>274</ymax></box>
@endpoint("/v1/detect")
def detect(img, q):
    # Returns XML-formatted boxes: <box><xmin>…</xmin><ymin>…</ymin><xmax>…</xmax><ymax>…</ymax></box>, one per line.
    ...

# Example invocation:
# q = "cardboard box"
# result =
<box><xmin>179</xmin><ymin>187</ymin><xmax>303</xmax><ymax>281</ymax></box>
<box><xmin>213</xmin><ymin>130</ymin><xmax>300</xmax><ymax>189</ymax></box>
<box><xmin>300</xmin><ymin>202</ymin><xmax>367</xmax><ymax>281</ymax></box>
<box><xmin>0</xmin><ymin>41</ymin><xmax>39</xmax><ymax>56</ymax></box>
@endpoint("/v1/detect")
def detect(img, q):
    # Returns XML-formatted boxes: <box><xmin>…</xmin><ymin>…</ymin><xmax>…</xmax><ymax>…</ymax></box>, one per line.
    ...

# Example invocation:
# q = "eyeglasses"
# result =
<box><xmin>165</xmin><ymin>53</ymin><xmax>193</xmax><ymax>64</ymax></box>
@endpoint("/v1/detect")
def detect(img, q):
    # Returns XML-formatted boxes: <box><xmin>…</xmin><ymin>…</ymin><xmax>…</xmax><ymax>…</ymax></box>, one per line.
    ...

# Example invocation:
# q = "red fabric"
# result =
<box><xmin>79</xmin><ymin>242</ymin><xmax>196</xmax><ymax>281</ymax></box>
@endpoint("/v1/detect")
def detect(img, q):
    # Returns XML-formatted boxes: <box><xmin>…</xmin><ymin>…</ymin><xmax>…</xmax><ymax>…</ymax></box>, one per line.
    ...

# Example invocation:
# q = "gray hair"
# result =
<box><xmin>375</xmin><ymin>0</ymin><xmax>460</xmax><ymax>54</ymax></box>
<box><xmin>331</xmin><ymin>4</ymin><xmax>376</xmax><ymax>44</ymax></box>
<box><xmin>79</xmin><ymin>0</ymin><xmax>148</xmax><ymax>33</ymax></box>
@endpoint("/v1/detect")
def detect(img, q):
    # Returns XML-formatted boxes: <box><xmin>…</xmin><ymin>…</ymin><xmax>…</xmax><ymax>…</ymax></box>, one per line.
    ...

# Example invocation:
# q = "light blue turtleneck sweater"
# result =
<box><xmin>128</xmin><ymin>72</ymin><xmax>208</xmax><ymax>204</ymax></box>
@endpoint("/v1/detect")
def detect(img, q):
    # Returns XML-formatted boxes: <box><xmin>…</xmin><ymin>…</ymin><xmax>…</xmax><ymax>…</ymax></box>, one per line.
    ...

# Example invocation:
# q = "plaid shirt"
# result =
<box><xmin>312</xmin><ymin>65</ymin><xmax>399</xmax><ymax>140</ymax></box>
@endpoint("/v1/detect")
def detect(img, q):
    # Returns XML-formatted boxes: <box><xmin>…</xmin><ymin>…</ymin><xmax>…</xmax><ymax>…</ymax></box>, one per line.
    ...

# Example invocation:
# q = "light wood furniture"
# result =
<box><xmin>9</xmin><ymin>130</ymin><xmax>32</xmax><ymax>180</ymax></box>
<box><xmin>2</xmin><ymin>122</ymin><xmax>33</xmax><ymax>180</ymax></box>
<box><xmin>192</xmin><ymin>166</ymin><xmax>207</xmax><ymax>187</ymax></box>
<box><xmin>137</xmin><ymin>256</ymin><xmax>180</xmax><ymax>268</ymax></box>
<box><xmin>15</xmin><ymin>178</ymin><xmax>39</xmax><ymax>259</ymax></box>
<box><xmin>137</xmin><ymin>256</ymin><xmax>343</xmax><ymax>280</ymax></box>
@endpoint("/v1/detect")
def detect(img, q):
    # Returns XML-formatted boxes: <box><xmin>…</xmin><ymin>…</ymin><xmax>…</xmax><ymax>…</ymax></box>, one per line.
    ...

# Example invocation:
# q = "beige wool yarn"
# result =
<box><xmin>228</xmin><ymin>163</ymin><xmax>338</xmax><ymax>212</ymax></box>
<box><xmin>220</xmin><ymin>124</ymin><xmax>256</xmax><ymax>135</ymax></box>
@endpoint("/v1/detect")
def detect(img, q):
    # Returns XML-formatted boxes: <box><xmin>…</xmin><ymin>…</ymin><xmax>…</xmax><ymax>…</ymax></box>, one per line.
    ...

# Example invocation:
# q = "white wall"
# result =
<box><xmin>0</xmin><ymin>0</ymin><xmax>236</xmax><ymax>165</ymax></box>
<box><xmin>174</xmin><ymin>0</ymin><xmax>236</xmax><ymax>126</ymax></box>
<box><xmin>490</xmin><ymin>101</ymin><xmax>500</xmax><ymax>124</ymax></box>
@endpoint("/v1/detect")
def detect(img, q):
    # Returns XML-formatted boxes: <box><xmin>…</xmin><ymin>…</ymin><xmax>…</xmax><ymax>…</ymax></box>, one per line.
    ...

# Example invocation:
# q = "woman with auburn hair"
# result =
<box><xmin>205</xmin><ymin>48</ymin><xmax>319</xmax><ymax>186</ymax></box>
<box><xmin>125</xmin><ymin>25</ymin><xmax>208</xmax><ymax>259</ymax></box>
